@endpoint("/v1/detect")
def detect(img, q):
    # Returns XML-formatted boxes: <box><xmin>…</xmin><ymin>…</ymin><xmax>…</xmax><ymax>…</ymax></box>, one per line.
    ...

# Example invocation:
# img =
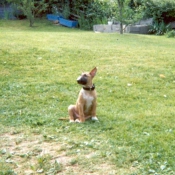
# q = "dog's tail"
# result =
<box><xmin>58</xmin><ymin>117</ymin><xmax>69</xmax><ymax>121</ymax></box>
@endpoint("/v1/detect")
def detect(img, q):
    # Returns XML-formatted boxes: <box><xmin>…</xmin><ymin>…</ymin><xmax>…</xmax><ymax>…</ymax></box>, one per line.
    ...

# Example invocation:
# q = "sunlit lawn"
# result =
<box><xmin>0</xmin><ymin>19</ymin><xmax>175</xmax><ymax>174</ymax></box>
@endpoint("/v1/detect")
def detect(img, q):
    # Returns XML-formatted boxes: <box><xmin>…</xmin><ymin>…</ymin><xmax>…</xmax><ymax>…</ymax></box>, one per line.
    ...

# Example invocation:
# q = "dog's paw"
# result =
<box><xmin>75</xmin><ymin>119</ymin><xmax>81</xmax><ymax>123</ymax></box>
<box><xmin>91</xmin><ymin>116</ymin><xmax>99</xmax><ymax>121</ymax></box>
<box><xmin>69</xmin><ymin>119</ymin><xmax>75</xmax><ymax>123</ymax></box>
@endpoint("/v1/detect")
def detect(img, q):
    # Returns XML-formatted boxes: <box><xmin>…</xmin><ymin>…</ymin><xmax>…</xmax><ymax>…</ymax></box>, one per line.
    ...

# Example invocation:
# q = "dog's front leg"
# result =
<box><xmin>77</xmin><ymin>103</ymin><xmax>85</xmax><ymax>123</ymax></box>
<box><xmin>91</xmin><ymin>100</ymin><xmax>98</xmax><ymax>121</ymax></box>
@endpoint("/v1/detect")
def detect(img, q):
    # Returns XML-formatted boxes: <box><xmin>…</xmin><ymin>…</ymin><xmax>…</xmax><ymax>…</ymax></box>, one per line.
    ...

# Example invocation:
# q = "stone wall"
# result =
<box><xmin>125</xmin><ymin>25</ymin><xmax>150</xmax><ymax>34</ymax></box>
<box><xmin>93</xmin><ymin>24</ymin><xmax>120</xmax><ymax>33</ymax></box>
<box><xmin>93</xmin><ymin>19</ymin><xmax>153</xmax><ymax>34</ymax></box>
<box><xmin>125</xmin><ymin>18</ymin><xmax>153</xmax><ymax>34</ymax></box>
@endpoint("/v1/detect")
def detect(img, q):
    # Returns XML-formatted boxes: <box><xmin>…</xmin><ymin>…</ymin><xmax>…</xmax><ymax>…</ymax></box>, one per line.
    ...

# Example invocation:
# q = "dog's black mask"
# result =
<box><xmin>77</xmin><ymin>75</ymin><xmax>87</xmax><ymax>85</ymax></box>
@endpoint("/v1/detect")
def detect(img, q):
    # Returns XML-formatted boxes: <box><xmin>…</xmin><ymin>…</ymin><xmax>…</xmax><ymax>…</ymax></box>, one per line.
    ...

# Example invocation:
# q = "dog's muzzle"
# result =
<box><xmin>77</xmin><ymin>76</ymin><xmax>87</xmax><ymax>85</ymax></box>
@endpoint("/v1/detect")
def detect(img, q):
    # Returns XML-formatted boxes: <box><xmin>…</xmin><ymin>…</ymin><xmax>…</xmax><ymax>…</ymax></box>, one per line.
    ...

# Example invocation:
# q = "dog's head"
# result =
<box><xmin>77</xmin><ymin>67</ymin><xmax>97</xmax><ymax>86</ymax></box>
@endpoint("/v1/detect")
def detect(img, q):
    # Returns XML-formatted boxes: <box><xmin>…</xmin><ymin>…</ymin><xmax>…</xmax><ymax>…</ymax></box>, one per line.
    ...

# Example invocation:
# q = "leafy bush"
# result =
<box><xmin>11</xmin><ymin>3</ymin><xmax>26</xmax><ymax>19</ymax></box>
<box><xmin>77</xmin><ymin>1</ymin><xmax>113</xmax><ymax>30</ymax></box>
<box><xmin>7</xmin><ymin>0</ymin><xmax>48</xmax><ymax>27</ymax></box>
<box><xmin>166</xmin><ymin>30</ymin><xmax>175</xmax><ymax>38</ymax></box>
<box><xmin>149</xmin><ymin>21</ymin><xmax>171</xmax><ymax>35</ymax></box>
<box><xmin>62</xmin><ymin>3</ymin><xmax>70</xmax><ymax>19</ymax></box>
<box><xmin>142</xmin><ymin>0</ymin><xmax>175</xmax><ymax>23</ymax></box>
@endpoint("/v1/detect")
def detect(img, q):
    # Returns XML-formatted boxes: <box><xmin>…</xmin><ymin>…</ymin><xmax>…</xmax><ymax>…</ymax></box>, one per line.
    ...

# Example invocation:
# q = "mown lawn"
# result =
<box><xmin>0</xmin><ymin>19</ymin><xmax>175</xmax><ymax>175</ymax></box>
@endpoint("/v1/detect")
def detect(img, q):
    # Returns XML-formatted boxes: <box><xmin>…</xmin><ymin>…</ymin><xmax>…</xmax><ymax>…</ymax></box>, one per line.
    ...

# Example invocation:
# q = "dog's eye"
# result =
<box><xmin>83</xmin><ymin>74</ymin><xmax>88</xmax><ymax>77</ymax></box>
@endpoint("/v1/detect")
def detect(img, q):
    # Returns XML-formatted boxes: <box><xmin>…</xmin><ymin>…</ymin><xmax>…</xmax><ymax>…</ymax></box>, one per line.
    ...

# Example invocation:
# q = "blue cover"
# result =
<box><xmin>59</xmin><ymin>18</ymin><xmax>78</xmax><ymax>28</ymax></box>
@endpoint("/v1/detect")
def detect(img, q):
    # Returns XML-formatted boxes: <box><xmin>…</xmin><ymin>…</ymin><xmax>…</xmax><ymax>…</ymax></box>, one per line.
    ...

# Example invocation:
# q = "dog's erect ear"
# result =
<box><xmin>90</xmin><ymin>67</ymin><xmax>97</xmax><ymax>78</ymax></box>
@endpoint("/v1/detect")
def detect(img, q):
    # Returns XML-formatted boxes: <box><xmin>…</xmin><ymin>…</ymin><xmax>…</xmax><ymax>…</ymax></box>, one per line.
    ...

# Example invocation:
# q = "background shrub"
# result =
<box><xmin>77</xmin><ymin>1</ymin><xmax>112</xmax><ymax>30</ymax></box>
<box><xmin>166</xmin><ymin>30</ymin><xmax>175</xmax><ymax>38</ymax></box>
<box><xmin>149</xmin><ymin>21</ymin><xmax>171</xmax><ymax>35</ymax></box>
<box><xmin>142</xmin><ymin>0</ymin><xmax>175</xmax><ymax>23</ymax></box>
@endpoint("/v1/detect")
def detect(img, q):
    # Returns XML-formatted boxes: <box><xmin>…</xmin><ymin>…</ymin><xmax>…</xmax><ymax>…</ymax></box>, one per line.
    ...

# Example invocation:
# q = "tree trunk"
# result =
<box><xmin>29</xmin><ymin>13</ymin><xmax>34</xmax><ymax>27</ymax></box>
<box><xmin>120</xmin><ymin>22</ymin><xmax>123</xmax><ymax>34</ymax></box>
<box><xmin>29</xmin><ymin>18</ymin><xmax>33</xmax><ymax>27</ymax></box>
<box><xmin>117</xmin><ymin>0</ymin><xmax>124</xmax><ymax>34</ymax></box>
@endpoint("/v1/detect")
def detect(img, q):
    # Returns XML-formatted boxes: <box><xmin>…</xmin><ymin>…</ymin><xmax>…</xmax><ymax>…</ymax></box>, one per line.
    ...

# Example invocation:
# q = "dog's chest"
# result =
<box><xmin>81</xmin><ymin>90</ymin><xmax>94</xmax><ymax>110</ymax></box>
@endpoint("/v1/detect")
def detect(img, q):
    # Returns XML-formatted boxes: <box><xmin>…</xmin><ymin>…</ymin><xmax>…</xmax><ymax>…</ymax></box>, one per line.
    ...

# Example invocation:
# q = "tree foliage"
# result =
<box><xmin>141</xmin><ymin>0</ymin><xmax>175</xmax><ymax>23</ymax></box>
<box><xmin>77</xmin><ymin>0</ymin><xmax>113</xmax><ymax>30</ymax></box>
<box><xmin>137</xmin><ymin>0</ymin><xmax>175</xmax><ymax>35</ymax></box>
<box><xmin>7</xmin><ymin>0</ymin><xmax>48</xmax><ymax>27</ymax></box>
<box><xmin>114</xmin><ymin>0</ymin><xmax>143</xmax><ymax>34</ymax></box>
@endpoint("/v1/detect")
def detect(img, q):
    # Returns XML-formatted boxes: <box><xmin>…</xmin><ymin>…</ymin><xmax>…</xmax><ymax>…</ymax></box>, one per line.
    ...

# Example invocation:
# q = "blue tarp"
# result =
<box><xmin>0</xmin><ymin>6</ymin><xmax>16</xmax><ymax>19</ymax></box>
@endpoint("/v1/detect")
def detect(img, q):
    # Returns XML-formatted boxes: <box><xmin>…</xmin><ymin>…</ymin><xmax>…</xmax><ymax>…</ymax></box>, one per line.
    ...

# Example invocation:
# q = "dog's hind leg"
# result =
<box><xmin>68</xmin><ymin>105</ymin><xmax>76</xmax><ymax>122</ymax></box>
<box><xmin>68</xmin><ymin>105</ymin><xmax>79</xmax><ymax>123</ymax></box>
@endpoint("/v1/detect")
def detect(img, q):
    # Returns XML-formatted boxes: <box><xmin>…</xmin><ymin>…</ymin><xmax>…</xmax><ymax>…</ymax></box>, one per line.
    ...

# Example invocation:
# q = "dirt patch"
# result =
<box><xmin>0</xmin><ymin>132</ymin><xmax>119</xmax><ymax>175</ymax></box>
<box><xmin>0</xmin><ymin>132</ymin><xmax>70</xmax><ymax>174</ymax></box>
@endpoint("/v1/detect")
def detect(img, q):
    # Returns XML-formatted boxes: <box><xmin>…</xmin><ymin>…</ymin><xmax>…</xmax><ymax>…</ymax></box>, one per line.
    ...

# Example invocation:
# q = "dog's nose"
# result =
<box><xmin>77</xmin><ymin>76</ymin><xmax>81</xmax><ymax>83</ymax></box>
<box><xmin>77</xmin><ymin>76</ymin><xmax>87</xmax><ymax>85</ymax></box>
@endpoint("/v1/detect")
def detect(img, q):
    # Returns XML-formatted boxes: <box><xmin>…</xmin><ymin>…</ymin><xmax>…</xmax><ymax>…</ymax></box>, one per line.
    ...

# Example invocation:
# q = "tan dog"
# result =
<box><xmin>68</xmin><ymin>67</ymin><xmax>98</xmax><ymax>123</ymax></box>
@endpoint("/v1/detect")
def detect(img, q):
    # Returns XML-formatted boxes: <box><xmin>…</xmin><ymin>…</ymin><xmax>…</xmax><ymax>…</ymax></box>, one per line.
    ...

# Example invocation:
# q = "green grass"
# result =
<box><xmin>0</xmin><ymin>19</ymin><xmax>175</xmax><ymax>174</ymax></box>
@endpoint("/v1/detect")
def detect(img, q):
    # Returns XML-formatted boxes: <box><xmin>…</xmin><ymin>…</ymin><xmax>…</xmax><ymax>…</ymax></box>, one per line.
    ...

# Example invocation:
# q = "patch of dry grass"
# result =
<box><xmin>0</xmin><ymin>130</ymin><xmax>121</xmax><ymax>174</ymax></box>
